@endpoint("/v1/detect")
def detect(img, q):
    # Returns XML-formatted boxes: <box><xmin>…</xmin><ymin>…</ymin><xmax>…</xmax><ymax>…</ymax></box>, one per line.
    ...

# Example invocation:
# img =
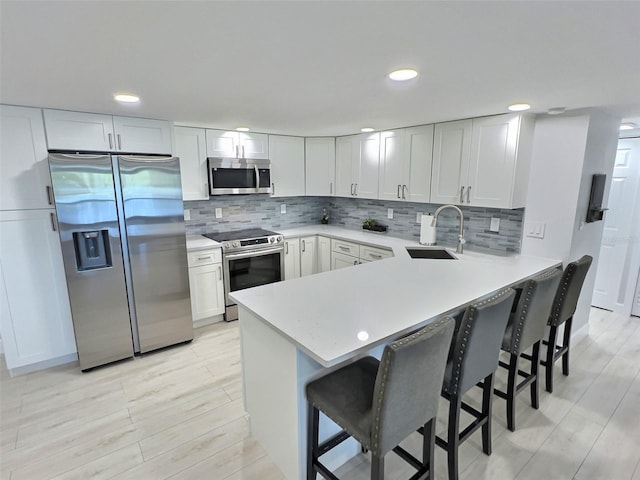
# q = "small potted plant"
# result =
<box><xmin>362</xmin><ymin>219</ymin><xmax>387</xmax><ymax>232</ymax></box>
<box><xmin>321</xmin><ymin>208</ymin><xmax>329</xmax><ymax>224</ymax></box>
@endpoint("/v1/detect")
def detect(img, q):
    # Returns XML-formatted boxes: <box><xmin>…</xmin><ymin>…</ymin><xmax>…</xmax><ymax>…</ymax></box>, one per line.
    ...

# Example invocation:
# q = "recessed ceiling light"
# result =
<box><xmin>113</xmin><ymin>93</ymin><xmax>140</xmax><ymax>103</ymax></box>
<box><xmin>620</xmin><ymin>123</ymin><xmax>637</xmax><ymax>131</ymax></box>
<box><xmin>236</xmin><ymin>127</ymin><xmax>250</xmax><ymax>132</ymax></box>
<box><xmin>388</xmin><ymin>69</ymin><xmax>418</xmax><ymax>81</ymax></box>
<box><xmin>547</xmin><ymin>107</ymin><xmax>566</xmax><ymax>115</ymax></box>
<box><xmin>360</xmin><ymin>127</ymin><xmax>375</xmax><ymax>133</ymax></box>
<box><xmin>508</xmin><ymin>103</ymin><xmax>531</xmax><ymax>112</ymax></box>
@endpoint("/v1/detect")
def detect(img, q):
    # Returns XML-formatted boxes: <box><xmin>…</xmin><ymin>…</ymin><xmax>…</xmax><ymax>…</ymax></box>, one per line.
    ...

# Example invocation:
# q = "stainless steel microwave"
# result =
<box><xmin>207</xmin><ymin>157</ymin><xmax>272</xmax><ymax>195</ymax></box>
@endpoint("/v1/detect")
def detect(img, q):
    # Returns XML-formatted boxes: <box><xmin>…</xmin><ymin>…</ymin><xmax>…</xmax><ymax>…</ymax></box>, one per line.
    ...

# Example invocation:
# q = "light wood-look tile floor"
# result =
<box><xmin>1</xmin><ymin>308</ymin><xmax>638</xmax><ymax>480</ymax></box>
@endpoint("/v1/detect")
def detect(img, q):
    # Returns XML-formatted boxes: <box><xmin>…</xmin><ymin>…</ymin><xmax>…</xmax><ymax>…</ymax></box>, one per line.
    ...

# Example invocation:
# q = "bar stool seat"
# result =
<box><xmin>306</xmin><ymin>316</ymin><xmax>455</xmax><ymax>480</ymax></box>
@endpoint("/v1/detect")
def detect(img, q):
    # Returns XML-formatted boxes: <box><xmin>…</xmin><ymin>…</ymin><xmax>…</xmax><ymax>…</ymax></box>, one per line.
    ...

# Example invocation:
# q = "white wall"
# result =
<box><xmin>522</xmin><ymin>111</ymin><xmax>620</xmax><ymax>333</ymax></box>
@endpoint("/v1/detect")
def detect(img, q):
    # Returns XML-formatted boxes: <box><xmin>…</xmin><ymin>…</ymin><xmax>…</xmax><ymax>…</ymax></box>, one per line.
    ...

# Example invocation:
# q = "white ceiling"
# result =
<box><xmin>1</xmin><ymin>1</ymin><xmax>639</xmax><ymax>137</ymax></box>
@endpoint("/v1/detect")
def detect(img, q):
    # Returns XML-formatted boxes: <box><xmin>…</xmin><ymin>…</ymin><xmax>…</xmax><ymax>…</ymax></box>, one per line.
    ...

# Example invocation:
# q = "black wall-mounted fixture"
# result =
<box><xmin>586</xmin><ymin>174</ymin><xmax>607</xmax><ymax>223</ymax></box>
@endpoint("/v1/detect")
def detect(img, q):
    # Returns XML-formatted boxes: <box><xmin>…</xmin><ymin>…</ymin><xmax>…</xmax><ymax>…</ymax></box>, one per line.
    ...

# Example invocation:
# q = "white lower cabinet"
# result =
<box><xmin>187</xmin><ymin>248</ymin><xmax>224</xmax><ymax>325</ymax></box>
<box><xmin>284</xmin><ymin>239</ymin><xmax>301</xmax><ymax>280</ymax></box>
<box><xmin>300</xmin><ymin>236</ymin><xmax>317</xmax><ymax>277</ymax></box>
<box><xmin>331</xmin><ymin>251</ymin><xmax>360</xmax><ymax>270</ymax></box>
<box><xmin>0</xmin><ymin>209</ymin><xmax>77</xmax><ymax>371</ymax></box>
<box><xmin>330</xmin><ymin>238</ymin><xmax>393</xmax><ymax>270</ymax></box>
<box><xmin>317</xmin><ymin>236</ymin><xmax>331</xmax><ymax>273</ymax></box>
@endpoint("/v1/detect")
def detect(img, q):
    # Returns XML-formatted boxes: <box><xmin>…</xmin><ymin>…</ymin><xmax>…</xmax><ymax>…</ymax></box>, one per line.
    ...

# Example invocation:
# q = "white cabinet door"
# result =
<box><xmin>112</xmin><ymin>116</ymin><xmax>173</xmax><ymax>154</ymax></box>
<box><xmin>335</xmin><ymin>136</ymin><xmax>359</xmax><ymax>197</ymax></box>
<box><xmin>317</xmin><ymin>236</ymin><xmax>331</xmax><ymax>273</ymax></box>
<box><xmin>305</xmin><ymin>137</ymin><xmax>336</xmax><ymax>196</ymax></box>
<box><xmin>300</xmin><ymin>236</ymin><xmax>317</xmax><ymax>277</ymax></box>
<box><xmin>331</xmin><ymin>251</ymin><xmax>359</xmax><ymax>270</ymax></box>
<box><xmin>284</xmin><ymin>239</ymin><xmax>301</xmax><ymax>280</ymax></box>
<box><xmin>405</xmin><ymin>124</ymin><xmax>434</xmax><ymax>203</ymax></box>
<box><xmin>357</xmin><ymin>133</ymin><xmax>380</xmax><ymax>199</ymax></box>
<box><xmin>378</xmin><ymin>129</ymin><xmax>407</xmax><ymax>201</ymax></box>
<box><xmin>43</xmin><ymin>109</ymin><xmax>114</xmax><ymax>151</ymax></box>
<box><xmin>188</xmin><ymin>263</ymin><xmax>225</xmax><ymax>320</ymax></box>
<box><xmin>205</xmin><ymin>129</ymin><xmax>240</xmax><ymax>157</ymax></box>
<box><xmin>0</xmin><ymin>209</ymin><xmax>76</xmax><ymax>370</ymax></box>
<box><xmin>430</xmin><ymin>119</ymin><xmax>472</xmax><ymax>205</ymax></box>
<box><xmin>269</xmin><ymin>135</ymin><xmax>305</xmax><ymax>197</ymax></box>
<box><xmin>467</xmin><ymin>113</ymin><xmax>533</xmax><ymax>208</ymax></box>
<box><xmin>174</xmin><ymin>126</ymin><xmax>208</xmax><ymax>201</ymax></box>
<box><xmin>1</xmin><ymin>105</ymin><xmax>53</xmax><ymax>211</ymax></box>
<box><xmin>239</xmin><ymin>132</ymin><xmax>269</xmax><ymax>159</ymax></box>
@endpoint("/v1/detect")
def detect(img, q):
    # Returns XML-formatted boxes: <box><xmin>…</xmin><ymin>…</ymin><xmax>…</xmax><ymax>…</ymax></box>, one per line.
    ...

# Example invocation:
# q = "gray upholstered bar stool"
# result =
<box><xmin>305</xmin><ymin>316</ymin><xmax>455</xmax><ymax>480</ymax></box>
<box><xmin>494</xmin><ymin>268</ymin><xmax>562</xmax><ymax>431</ymax></box>
<box><xmin>543</xmin><ymin>255</ymin><xmax>593</xmax><ymax>393</ymax></box>
<box><xmin>432</xmin><ymin>288</ymin><xmax>515</xmax><ymax>480</ymax></box>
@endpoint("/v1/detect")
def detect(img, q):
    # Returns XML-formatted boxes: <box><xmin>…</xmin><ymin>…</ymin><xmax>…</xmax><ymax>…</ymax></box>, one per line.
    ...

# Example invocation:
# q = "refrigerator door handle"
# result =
<box><xmin>49</xmin><ymin>212</ymin><xmax>57</xmax><ymax>231</ymax></box>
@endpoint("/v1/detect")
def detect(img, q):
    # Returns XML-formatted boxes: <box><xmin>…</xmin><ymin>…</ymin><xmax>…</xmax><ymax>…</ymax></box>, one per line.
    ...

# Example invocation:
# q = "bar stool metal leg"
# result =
<box><xmin>481</xmin><ymin>373</ymin><xmax>494</xmax><ymax>455</ymax></box>
<box><xmin>545</xmin><ymin>325</ymin><xmax>559</xmax><ymax>393</ymax></box>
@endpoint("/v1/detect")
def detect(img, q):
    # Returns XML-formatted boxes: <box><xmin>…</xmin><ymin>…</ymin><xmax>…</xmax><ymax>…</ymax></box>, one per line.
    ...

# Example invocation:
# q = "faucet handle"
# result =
<box><xmin>458</xmin><ymin>236</ymin><xmax>466</xmax><ymax>244</ymax></box>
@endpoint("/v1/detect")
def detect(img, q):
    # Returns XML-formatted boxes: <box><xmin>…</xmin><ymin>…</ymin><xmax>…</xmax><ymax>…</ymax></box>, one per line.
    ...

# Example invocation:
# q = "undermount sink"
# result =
<box><xmin>406</xmin><ymin>247</ymin><xmax>457</xmax><ymax>260</ymax></box>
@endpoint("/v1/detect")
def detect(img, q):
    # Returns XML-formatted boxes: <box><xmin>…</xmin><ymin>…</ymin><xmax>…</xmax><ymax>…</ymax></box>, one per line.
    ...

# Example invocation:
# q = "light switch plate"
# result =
<box><xmin>490</xmin><ymin>217</ymin><xmax>500</xmax><ymax>232</ymax></box>
<box><xmin>215</xmin><ymin>208</ymin><xmax>222</xmax><ymax>219</ymax></box>
<box><xmin>416</xmin><ymin>212</ymin><xmax>422</xmax><ymax>223</ymax></box>
<box><xmin>387</xmin><ymin>208</ymin><xmax>393</xmax><ymax>219</ymax></box>
<box><xmin>184</xmin><ymin>209</ymin><xmax>191</xmax><ymax>221</ymax></box>
<box><xmin>281</xmin><ymin>204</ymin><xmax>286</xmax><ymax>214</ymax></box>
<box><xmin>525</xmin><ymin>221</ymin><xmax>546</xmax><ymax>239</ymax></box>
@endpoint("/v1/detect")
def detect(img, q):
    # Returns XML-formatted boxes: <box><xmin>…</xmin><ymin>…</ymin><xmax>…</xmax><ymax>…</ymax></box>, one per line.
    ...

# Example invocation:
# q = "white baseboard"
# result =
<box><xmin>8</xmin><ymin>353</ymin><xmax>78</xmax><ymax>377</ymax></box>
<box><xmin>193</xmin><ymin>314</ymin><xmax>224</xmax><ymax>329</ymax></box>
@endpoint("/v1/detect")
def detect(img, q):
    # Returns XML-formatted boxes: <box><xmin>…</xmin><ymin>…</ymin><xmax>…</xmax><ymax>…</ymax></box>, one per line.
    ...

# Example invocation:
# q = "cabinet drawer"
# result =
<box><xmin>359</xmin><ymin>245</ymin><xmax>393</xmax><ymax>262</ymax></box>
<box><xmin>331</xmin><ymin>239</ymin><xmax>359</xmax><ymax>256</ymax></box>
<box><xmin>188</xmin><ymin>248</ymin><xmax>222</xmax><ymax>267</ymax></box>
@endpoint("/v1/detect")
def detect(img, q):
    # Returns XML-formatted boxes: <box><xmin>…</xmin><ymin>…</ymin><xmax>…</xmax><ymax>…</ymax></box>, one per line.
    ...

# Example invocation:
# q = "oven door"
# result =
<box><xmin>223</xmin><ymin>246</ymin><xmax>284</xmax><ymax>306</ymax></box>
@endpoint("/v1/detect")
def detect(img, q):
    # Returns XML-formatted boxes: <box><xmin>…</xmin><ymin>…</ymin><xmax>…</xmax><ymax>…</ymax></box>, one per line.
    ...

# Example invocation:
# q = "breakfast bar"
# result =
<box><xmin>230</xmin><ymin>239</ymin><xmax>561</xmax><ymax>479</ymax></box>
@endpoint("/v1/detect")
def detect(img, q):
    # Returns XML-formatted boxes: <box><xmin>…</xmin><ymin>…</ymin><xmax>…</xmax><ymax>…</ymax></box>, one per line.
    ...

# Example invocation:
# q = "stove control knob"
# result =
<box><xmin>223</xmin><ymin>243</ymin><xmax>230</xmax><ymax>249</ymax></box>
<box><xmin>276</xmin><ymin>236</ymin><xmax>282</xmax><ymax>242</ymax></box>
<box><xmin>232</xmin><ymin>241</ymin><xmax>240</xmax><ymax>248</ymax></box>
<box><xmin>269</xmin><ymin>236</ymin><xmax>275</xmax><ymax>243</ymax></box>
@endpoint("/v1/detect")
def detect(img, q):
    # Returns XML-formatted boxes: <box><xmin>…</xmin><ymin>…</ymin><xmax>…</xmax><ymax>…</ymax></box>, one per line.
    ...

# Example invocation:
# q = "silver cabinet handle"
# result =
<box><xmin>108</xmin><ymin>133</ymin><xmax>113</xmax><ymax>149</ymax></box>
<box><xmin>402</xmin><ymin>185</ymin><xmax>407</xmax><ymax>199</ymax></box>
<box><xmin>339</xmin><ymin>245</ymin><xmax>350</xmax><ymax>251</ymax></box>
<box><xmin>354</xmin><ymin>184</ymin><xmax>358</xmax><ymax>196</ymax></box>
<box><xmin>302</xmin><ymin>239</ymin><xmax>306</xmax><ymax>252</ymax></box>
<box><xmin>197</xmin><ymin>256</ymin><xmax>212</xmax><ymax>261</ymax></box>
<box><xmin>46</xmin><ymin>186</ymin><xmax>53</xmax><ymax>205</ymax></box>
<box><xmin>350</xmin><ymin>183</ymin><xmax>354</xmax><ymax>195</ymax></box>
<box><xmin>204</xmin><ymin>182</ymin><xmax>209</xmax><ymax>196</ymax></box>
<box><xmin>285</xmin><ymin>242</ymin><xmax>289</xmax><ymax>254</ymax></box>
<box><xmin>272</xmin><ymin>182</ymin><xmax>275</xmax><ymax>195</ymax></box>
<box><xmin>49</xmin><ymin>212</ymin><xmax>57</xmax><ymax>231</ymax></box>
<box><xmin>330</xmin><ymin>182</ymin><xmax>333</xmax><ymax>195</ymax></box>
<box><xmin>218</xmin><ymin>265</ymin><xmax>222</xmax><ymax>280</ymax></box>
<box><xmin>460</xmin><ymin>186</ymin><xmax>465</xmax><ymax>203</ymax></box>
<box><xmin>353</xmin><ymin>260</ymin><xmax>358</xmax><ymax>265</ymax></box>
<box><xmin>117</xmin><ymin>134</ymin><xmax>122</xmax><ymax>150</ymax></box>
<box><xmin>397</xmin><ymin>185</ymin><xmax>401</xmax><ymax>198</ymax></box>
<box><xmin>467</xmin><ymin>185</ymin><xmax>471</xmax><ymax>203</ymax></box>
<box><xmin>370</xmin><ymin>253</ymin><xmax>382</xmax><ymax>259</ymax></box>
<box><xmin>235</xmin><ymin>145</ymin><xmax>239</xmax><ymax>158</ymax></box>
<box><xmin>242</xmin><ymin>145</ymin><xmax>245</xmax><ymax>159</ymax></box>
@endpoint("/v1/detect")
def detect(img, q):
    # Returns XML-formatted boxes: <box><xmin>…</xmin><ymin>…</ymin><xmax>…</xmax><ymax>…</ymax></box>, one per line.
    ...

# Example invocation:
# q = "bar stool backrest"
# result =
<box><xmin>507</xmin><ymin>268</ymin><xmax>562</xmax><ymax>353</ymax></box>
<box><xmin>370</xmin><ymin>316</ymin><xmax>455</xmax><ymax>457</ymax></box>
<box><xmin>548</xmin><ymin>255</ymin><xmax>593</xmax><ymax>328</ymax></box>
<box><xmin>444</xmin><ymin>288</ymin><xmax>515</xmax><ymax>397</ymax></box>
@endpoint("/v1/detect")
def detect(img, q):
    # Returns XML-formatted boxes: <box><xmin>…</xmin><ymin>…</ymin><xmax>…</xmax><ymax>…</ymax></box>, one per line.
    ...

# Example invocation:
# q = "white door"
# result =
<box><xmin>592</xmin><ymin>138</ymin><xmax>640</xmax><ymax>315</ymax></box>
<box><xmin>205</xmin><ymin>129</ymin><xmax>240</xmax><ymax>157</ymax></box>
<box><xmin>188</xmin><ymin>263</ymin><xmax>225</xmax><ymax>320</ymax></box>
<box><xmin>174</xmin><ymin>126</ymin><xmax>209</xmax><ymax>200</ymax></box>
<box><xmin>331</xmin><ymin>251</ymin><xmax>359</xmax><ymax>270</ymax></box>
<box><xmin>317</xmin><ymin>236</ymin><xmax>332</xmax><ymax>272</ymax></box>
<box><xmin>405</xmin><ymin>124</ymin><xmax>434</xmax><ymax>204</ymax></box>
<box><xmin>430</xmin><ymin>119</ymin><xmax>472</xmax><ymax>205</ymax></box>
<box><xmin>378</xmin><ymin>129</ymin><xmax>407</xmax><ymax>201</ymax></box>
<box><xmin>284</xmin><ymin>239</ymin><xmax>300</xmax><ymax>280</ymax></box>
<box><xmin>300</xmin><ymin>236</ymin><xmax>316</xmax><ymax>277</ymax></box>
<box><xmin>335</xmin><ymin>136</ymin><xmax>357</xmax><ymax>197</ymax></box>
<box><xmin>239</xmin><ymin>132</ymin><xmax>269</xmax><ymax>159</ymax></box>
<box><xmin>112</xmin><ymin>116</ymin><xmax>173</xmax><ymax>154</ymax></box>
<box><xmin>269</xmin><ymin>135</ymin><xmax>305</xmax><ymax>197</ymax></box>
<box><xmin>356</xmin><ymin>133</ymin><xmax>380</xmax><ymax>199</ymax></box>
<box><xmin>43</xmin><ymin>109</ymin><xmax>115</xmax><ymax>151</ymax></box>
<box><xmin>305</xmin><ymin>137</ymin><xmax>336</xmax><ymax>196</ymax></box>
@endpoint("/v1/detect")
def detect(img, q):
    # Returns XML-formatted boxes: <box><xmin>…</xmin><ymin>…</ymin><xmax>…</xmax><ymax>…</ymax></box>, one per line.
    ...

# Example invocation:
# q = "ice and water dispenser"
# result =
<box><xmin>73</xmin><ymin>230</ymin><xmax>112</xmax><ymax>270</ymax></box>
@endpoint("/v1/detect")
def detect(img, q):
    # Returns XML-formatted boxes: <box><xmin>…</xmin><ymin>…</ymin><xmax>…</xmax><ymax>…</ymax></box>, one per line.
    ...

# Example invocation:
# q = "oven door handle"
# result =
<box><xmin>224</xmin><ymin>246</ymin><xmax>284</xmax><ymax>260</ymax></box>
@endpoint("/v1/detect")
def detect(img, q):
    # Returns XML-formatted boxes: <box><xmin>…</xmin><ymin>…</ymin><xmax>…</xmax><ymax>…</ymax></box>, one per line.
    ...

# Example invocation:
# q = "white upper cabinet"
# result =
<box><xmin>431</xmin><ymin>119</ymin><xmax>473</xmax><ymax>205</ymax></box>
<box><xmin>1</xmin><ymin>105</ymin><xmax>53</xmax><ymax>211</ymax></box>
<box><xmin>174</xmin><ymin>126</ymin><xmax>208</xmax><ymax>201</ymax></box>
<box><xmin>378</xmin><ymin>129</ymin><xmax>407</xmax><ymax>201</ymax></box>
<box><xmin>404</xmin><ymin>124</ymin><xmax>434</xmax><ymax>203</ymax></box>
<box><xmin>269</xmin><ymin>135</ymin><xmax>305</xmax><ymax>197</ymax></box>
<box><xmin>305</xmin><ymin>137</ymin><xmax>336</xmax><ymax>196</ymax></box>
<box><xmin>43</xmin><ymin>109</ymin><xmax>172</xmax><ymax>154</ymax></box>
<box><xmin>111</xmin><ymin>116</ymin><xmax>173</xmax><ymax>154</ymax></box>
<box><xmin>205</xmin><ymin>129</ymin><xmax>269</xmax><ymax>159</ymax></box>
<box><xmin>430</xmin><ymin>114</ymin><xmax>533</xmax><ymax>208</ymax></box>
<box><xmin>335</xmin><ymin>133</ymin><xmax>380</xmax><ymax>199</ymax></box>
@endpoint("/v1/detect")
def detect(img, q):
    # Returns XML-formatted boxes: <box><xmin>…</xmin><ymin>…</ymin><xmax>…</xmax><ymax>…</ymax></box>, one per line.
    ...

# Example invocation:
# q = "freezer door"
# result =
<box><xmin>117</xmin><ymin>155</ymin><xmax>193</xmax><ymax>352</ymax></box>
<box><xmin>48</xmin><ymin>153</ymin><xmax>134</xmax><ymax>370</ymax></box>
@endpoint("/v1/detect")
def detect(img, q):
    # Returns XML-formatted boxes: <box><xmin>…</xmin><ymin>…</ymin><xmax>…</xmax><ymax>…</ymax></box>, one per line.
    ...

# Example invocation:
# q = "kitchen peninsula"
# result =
<box><xmin>230</xmin><ymin>227</ymin><xmax>561</xmax><ymax>479</ymax></box>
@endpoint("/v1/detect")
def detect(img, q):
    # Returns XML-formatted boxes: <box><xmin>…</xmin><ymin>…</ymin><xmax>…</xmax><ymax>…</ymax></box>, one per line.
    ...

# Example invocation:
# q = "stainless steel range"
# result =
<box><xmin>203</xmin><ymin>228</ymin><xmax>284</xmax><ymax>321</ymax></box>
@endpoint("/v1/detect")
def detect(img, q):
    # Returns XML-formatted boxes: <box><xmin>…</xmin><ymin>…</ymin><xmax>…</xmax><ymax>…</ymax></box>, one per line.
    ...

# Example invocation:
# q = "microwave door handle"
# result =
<box><xmin>255</xmin><ymin>165</ymin><xmax>260</xmax><ymax>191</ymax></box>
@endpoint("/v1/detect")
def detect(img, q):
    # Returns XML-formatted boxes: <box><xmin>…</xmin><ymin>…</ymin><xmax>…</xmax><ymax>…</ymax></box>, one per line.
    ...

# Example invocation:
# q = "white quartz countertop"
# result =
<box><xmin>186</xmin><ymin>235</ymin><xmax>220</xmax><ymax>251</ymax></box>
<box><xmin>230</xmin><ymin>226</ymin><xmax>561</xmax><ymax>367</ymax></box>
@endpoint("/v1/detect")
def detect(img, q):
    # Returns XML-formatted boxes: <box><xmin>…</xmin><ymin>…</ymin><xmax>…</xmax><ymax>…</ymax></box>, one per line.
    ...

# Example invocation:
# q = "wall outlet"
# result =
<box><xmin>490</xmin><ymin>217</ymin><xmax>500</xmax><ymax>232</ymax></box>
<box><xmin>281</xmin><ymin>204</ymin><xmax>286</xmax><ymax>214</ymax></box>
<box><xmin>525</xmin><ymin>221</ymin><xmax>546</xmax><ymax>239</ymax></box>
<box><xmin>184</xmin><ymin>209</ymin><xmax>191</xmax><ymax>221</ymax></box>
<box><xmin>387</xmin><ymin>208</ymin><xmax>393</xmax><ymax>219</ymax></box>
<box><xmin>215</xmin><ymin>207</ymin><xmax>222</xmax><ymax>219</ymax></box>
<box><xmin>416</xmin><ymin>212</ymin><xmax>423</xmax><ymax>223</ymax></box>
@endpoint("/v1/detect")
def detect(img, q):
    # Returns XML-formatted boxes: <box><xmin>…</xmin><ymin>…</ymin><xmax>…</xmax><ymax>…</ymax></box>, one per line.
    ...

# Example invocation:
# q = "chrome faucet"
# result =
<box><xmin>431</xmin><ymin>204</ymin><xmax>466</xmax><ymax>254</ymax></box>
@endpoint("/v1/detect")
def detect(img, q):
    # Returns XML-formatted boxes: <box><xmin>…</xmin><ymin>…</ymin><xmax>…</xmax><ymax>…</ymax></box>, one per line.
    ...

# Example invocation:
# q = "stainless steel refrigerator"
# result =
<box><xmin>49</xmin><ymin>153</ymin><xmax>193</xmax><ymax>371</ymax></box>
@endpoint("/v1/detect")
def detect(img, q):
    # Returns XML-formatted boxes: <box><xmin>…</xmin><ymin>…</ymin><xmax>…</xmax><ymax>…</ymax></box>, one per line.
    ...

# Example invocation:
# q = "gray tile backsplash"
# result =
<box><xmin>184</xmin><ymin>196</ymin><xmax>524</xmax><ymax>253</ymax></box>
